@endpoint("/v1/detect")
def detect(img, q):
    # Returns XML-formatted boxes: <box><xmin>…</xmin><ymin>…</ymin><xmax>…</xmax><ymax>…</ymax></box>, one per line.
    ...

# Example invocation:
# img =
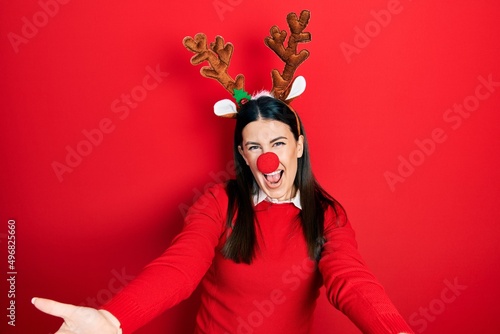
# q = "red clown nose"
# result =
<box><xmin>257</xmin><ymin>152</ymin><xmax>280</xmax><ymax>174</ymax></box>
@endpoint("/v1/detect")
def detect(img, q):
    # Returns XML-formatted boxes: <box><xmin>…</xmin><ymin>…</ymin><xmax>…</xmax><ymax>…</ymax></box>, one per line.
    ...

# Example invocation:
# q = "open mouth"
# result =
<box><xmin>264</xmin><ymin>170</ymin><xmax>284</xmax><ymax>184</ymax></box>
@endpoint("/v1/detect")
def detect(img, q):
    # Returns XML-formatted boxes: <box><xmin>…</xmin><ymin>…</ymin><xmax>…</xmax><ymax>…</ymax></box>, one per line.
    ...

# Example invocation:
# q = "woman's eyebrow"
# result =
<box><xmin>244</xmin><ymin>141</ymin><xmax>260</xmax><ymax>147</ymax></box>
<box><xmin>244</xmin><ymin>136</ymin><xmax>288</xmax><ymax>147</ymax></box>
<box><xmin>270</xmin><ymin>136</ymin><xmax>288</xmax><ymax>143</ymax></box>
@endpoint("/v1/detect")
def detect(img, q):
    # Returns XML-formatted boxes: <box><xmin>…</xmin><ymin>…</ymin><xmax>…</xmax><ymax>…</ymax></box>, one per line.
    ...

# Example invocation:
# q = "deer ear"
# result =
<box><xmin>284</xmin><ymin>76</ymin><xmax>306</xmax><ymax>101</ymax></box>
<box><xmin>214</xmin><ymin>99</ymin><xmax>238</xmax><ymax>118</ymax></box>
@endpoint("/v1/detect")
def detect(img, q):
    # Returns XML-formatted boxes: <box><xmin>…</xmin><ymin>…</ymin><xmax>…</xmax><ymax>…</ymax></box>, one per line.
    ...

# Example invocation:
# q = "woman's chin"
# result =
<box><xmin>261</xmin><ymin>185</ymin><xmax>292</xmax><ymax>201</ymax></box>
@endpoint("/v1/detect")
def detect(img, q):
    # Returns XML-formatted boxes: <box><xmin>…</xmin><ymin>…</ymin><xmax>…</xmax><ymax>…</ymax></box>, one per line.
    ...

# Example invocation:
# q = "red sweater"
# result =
<box><xmin>102</xmin><ymin>183</ymin><xmax>413</xmax><ymax>333</ymax></box>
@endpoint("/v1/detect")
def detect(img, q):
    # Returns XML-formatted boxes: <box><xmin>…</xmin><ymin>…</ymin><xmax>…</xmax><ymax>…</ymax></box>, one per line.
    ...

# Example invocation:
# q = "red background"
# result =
<box><xmin>1</xmin><ymin>0</ymin><xmax>500</xmax><ymax>333</ymax></box>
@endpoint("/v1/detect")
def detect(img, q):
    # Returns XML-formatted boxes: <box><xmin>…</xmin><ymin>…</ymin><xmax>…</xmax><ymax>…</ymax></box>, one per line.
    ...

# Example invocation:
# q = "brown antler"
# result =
<box><xmin>264</xmin><ymin>10</ymin><xmax>311</xmax><ymax>100</ymax></box>
<box><xmin>183</xmin><ymin>33</ymin><xmax>245</xmax><ymax>96</ymax></box>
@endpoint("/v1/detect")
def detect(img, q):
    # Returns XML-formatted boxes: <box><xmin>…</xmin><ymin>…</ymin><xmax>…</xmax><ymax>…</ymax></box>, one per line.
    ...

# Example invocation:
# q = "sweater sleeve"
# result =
<box><xmin>100</xmin><ymin>184</ymin><xmax>228</xmax><ymax>333</ymax></box>
<box><xmin>318</xmin><ymin>205</ymin><xmax>414</xmax><ymax>334</ymax></box>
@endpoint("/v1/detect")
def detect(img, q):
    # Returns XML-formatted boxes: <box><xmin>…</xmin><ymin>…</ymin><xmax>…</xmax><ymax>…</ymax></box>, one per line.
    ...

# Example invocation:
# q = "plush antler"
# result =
<box><xmin>264</xmin><ymin>10</ymin><xmax>311</xmax><ymax>100</ymax></box>
<box><xmin>183</xmin><ymin>33</ymin><xmax>246</xmax><ymax>97</ymax></box>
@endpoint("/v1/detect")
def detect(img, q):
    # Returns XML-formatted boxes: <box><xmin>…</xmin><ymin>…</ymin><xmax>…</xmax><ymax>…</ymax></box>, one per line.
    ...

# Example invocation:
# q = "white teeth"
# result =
<box><xmin>265</xmin><ymin>170</ymin><xmax>281</xmax><ymax>176</ymax></box>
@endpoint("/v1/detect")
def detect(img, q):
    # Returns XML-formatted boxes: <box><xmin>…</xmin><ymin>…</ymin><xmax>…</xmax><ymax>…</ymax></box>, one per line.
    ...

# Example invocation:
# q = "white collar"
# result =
<box><xmin>252</xmin><ymin>187</ymin><xmax>302</xmax><ymax>210</ymax></box>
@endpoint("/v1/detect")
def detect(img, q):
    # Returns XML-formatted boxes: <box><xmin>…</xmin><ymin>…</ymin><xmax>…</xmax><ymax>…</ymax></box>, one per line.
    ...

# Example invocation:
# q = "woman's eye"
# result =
<box><xmin>248</xmin><ymin>145</ymin><xmax>261</xmax><ymax>151</ymax></box>
<box><xmin>273</xmin><ymin>142</ymin><xmax>285</xmax><ymax>147</ymax></box>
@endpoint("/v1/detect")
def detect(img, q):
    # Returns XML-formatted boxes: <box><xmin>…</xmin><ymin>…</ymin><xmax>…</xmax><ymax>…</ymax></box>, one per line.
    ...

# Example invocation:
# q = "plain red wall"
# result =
<box><xmin>1</xmin><ymin>0</ymin><xmax>499</xmax><ymax>333</ymax></box>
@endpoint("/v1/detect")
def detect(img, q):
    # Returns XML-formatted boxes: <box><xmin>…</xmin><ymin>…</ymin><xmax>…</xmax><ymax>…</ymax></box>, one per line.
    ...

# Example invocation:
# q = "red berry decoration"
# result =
<box><xmin>257</xmin><ymin>152</ymin><xmax>280</xmax><ymax>174</ymax></box>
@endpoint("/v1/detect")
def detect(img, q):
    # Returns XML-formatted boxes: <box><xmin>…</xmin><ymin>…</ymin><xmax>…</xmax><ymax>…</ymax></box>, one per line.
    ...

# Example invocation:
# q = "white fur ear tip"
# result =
<box><xmin>285</xmin><ymin>76</ymin><xmax>307</xmax><ymax>100</ymax></box>
<box><xmin>214</xmin><ymin>99</ymin><xmax>237</xmax><ymax>116</ymax></box>
<box><xmin>296</xmin><ymin>76</ymin><xmax>306</xmax><ymax>85</ymax></box>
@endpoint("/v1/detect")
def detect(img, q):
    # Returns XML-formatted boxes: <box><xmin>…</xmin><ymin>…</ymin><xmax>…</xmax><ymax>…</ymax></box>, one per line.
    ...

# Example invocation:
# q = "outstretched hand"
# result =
<box><xmin>32</xmin><ymin>297</ymin><xmax>122</xmax><ymax>334</ymax></box>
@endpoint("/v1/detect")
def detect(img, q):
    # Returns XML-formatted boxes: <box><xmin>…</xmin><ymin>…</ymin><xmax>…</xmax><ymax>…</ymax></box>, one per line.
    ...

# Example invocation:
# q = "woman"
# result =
<box><xmin>33</xmin><ymin>95</ymin><xmax>414</xmax><ymax>333</ymax></box>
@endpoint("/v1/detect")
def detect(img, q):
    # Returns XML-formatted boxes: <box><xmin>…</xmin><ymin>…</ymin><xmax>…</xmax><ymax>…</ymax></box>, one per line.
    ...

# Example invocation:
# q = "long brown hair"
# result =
<box><xmin>222</xmin><ymin>96</ymin><xmax>345</xmax><ymax>264</ymax></box>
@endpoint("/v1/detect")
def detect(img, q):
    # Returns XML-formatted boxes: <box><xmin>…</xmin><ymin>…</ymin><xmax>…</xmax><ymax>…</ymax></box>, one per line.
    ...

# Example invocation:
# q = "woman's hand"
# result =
<box><xmin>32</xmin><ymin>297</ymin><xmax>122</xmax><ymax>334</ymax></box>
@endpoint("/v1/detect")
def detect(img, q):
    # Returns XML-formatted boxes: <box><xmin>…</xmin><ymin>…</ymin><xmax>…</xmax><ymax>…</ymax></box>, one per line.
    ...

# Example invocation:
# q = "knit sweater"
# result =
<box><xmin>102</xmin><ymin>183</ymin><xmax>414</xmax><ymax>333</ymax></box>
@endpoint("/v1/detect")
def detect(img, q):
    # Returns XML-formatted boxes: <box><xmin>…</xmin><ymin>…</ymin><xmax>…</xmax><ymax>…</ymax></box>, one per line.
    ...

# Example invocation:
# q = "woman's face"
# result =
<box><xmin>238</xmin><ymin>119</ymin><xmax>304</xmax><ymax>201</ymax></box>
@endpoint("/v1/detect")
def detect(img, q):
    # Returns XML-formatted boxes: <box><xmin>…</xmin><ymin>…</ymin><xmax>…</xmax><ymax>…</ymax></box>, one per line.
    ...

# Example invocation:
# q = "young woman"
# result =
<box><xmin>33</xmin><ymin>95</ymin><xmax>414</xmax><ymax>333</ymax></box>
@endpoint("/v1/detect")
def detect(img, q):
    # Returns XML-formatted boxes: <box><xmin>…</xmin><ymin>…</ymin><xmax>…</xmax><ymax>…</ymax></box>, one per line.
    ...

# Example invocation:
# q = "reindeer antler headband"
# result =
<box><xmin>183</xmin><ymin>10</ymin><xmax>311</xmax><ymax>125</ymax></box>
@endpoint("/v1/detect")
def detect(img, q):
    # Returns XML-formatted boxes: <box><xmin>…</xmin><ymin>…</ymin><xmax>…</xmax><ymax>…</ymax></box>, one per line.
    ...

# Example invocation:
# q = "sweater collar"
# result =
<box><xmin>252</xmin><ymin>187</ymin><xmax>302</xmax><ymax>210</ymax></box>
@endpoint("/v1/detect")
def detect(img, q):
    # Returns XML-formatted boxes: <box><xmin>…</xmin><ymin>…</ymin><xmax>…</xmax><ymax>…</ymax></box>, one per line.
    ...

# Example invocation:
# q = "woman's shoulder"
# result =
<box><xmin>183</xmin><ymin>182</ymin><xmax>233</xmax><ymax>230</ymax></box>
<box><xmin>323</xmin><ymin>199</ymin><xmax>349</xmax><ymax>229</ymax></box>
<box><xmin>205</xmin><ymin>181</ymin><xmax>230</xmax><ymax>196</ymax></box>
<box><xmin>188</xmin><ymin>181</ymin><xmax>231</xmax><ymax>213</ymax></box>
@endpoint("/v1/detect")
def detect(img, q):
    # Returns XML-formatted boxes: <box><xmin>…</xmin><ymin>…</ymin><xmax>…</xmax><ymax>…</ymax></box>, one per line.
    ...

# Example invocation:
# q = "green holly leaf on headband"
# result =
<box><xmin>233</xmin><ymin>89</ymin><xmax>252</xmax><ymax>105</ymax></box>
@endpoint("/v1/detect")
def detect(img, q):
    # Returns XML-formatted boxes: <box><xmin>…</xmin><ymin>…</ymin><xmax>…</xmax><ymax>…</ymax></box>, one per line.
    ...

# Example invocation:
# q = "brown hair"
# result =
<box><xmin>222</xmin><ymin>96</ymin><xmax>345</xmax><ymax>263</ymax></box>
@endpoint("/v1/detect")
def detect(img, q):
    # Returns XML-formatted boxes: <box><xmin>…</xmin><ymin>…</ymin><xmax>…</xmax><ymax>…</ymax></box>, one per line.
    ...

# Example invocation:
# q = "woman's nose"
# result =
<box><xmin>257</xmin><ymin>152</ymin><xmax>280</xmax><ymax>174</ymax></box>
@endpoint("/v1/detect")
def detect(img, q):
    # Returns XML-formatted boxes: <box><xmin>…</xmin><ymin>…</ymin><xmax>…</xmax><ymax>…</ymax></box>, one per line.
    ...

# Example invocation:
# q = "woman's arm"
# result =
<box><xmin>101</xmin><ymin>183</ymin><xmax>228</xmax><ymax>332</ymax></box>
<box><xmin>34</xmin><ymin>183</ymin><xmax>228</xmax><ymax>334</ymax></box>
<box><xmin>318</xmin><ymin>206</ymin><xmax>414</xmax><ymax>334</ymax></box>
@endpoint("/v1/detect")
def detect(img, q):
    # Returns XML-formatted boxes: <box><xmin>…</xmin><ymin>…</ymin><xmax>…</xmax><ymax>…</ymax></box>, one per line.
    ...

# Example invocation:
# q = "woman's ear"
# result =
<box><xmin>238</xmin><ymin>145</ymin><xmax>249</xmax><ymax>165</ymax></box>
<box><xmin>297</xmin><ymin>135</ymin><xmax>304</xmax><ymax>158</ymax></box>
